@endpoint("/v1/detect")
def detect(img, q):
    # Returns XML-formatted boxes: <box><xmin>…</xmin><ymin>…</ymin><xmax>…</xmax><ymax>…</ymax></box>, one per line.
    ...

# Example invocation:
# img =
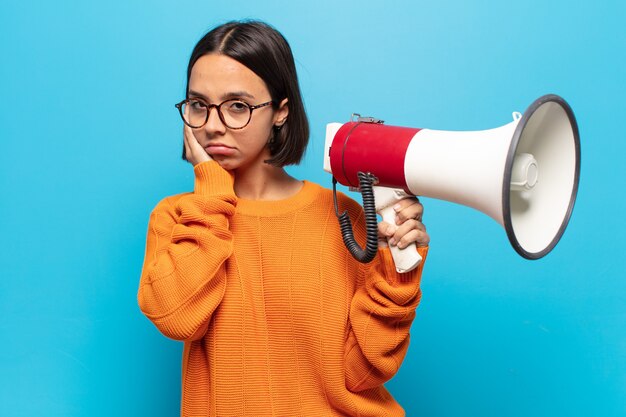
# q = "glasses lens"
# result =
<box><xmin>220</xmin><ymin>100</ymin><xmax>251</xmax><ymax>129</ymax></box>
<box><xmin>181</xmin><ymin>99</ymin><xmax>208</xmax><ymax>128</ymax></box>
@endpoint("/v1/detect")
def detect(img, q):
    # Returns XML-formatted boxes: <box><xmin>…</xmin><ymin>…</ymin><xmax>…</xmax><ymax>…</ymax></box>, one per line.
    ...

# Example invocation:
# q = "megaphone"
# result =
<box><xmin>323</xmin><ymin>94</ymin><xmax>580</xmax><ymax>273</ymax></box>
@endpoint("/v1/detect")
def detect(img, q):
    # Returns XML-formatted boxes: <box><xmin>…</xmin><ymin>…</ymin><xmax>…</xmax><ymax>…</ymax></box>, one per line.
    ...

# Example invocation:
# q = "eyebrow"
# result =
<box><xmin>188</xmin><ymin>89</ymin><xmax>255</xmax><ymax>101</ymax></box>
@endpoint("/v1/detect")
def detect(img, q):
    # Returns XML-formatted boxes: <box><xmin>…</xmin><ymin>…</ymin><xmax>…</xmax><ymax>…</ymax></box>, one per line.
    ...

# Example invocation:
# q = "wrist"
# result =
<box><xmin>193</xmin><ymin>161</ymin><xmax>235</xmax><ymax>196</ymax></box>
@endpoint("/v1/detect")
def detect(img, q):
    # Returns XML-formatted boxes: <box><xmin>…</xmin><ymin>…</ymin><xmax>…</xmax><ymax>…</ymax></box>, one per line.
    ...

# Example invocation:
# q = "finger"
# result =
<box><xmin>389</xmin><ymin>219</ymin><xmax>426</xmax><ymax>246</ymax></box>
<box><xmin>377</xmin><ymin>221</ymin><xmax>396</xmax><ymax>239</ymax></box>
<box><xmin>184</xmin><ymin>124</ymin><xmax>197</xmax><ymax>148</ymax></box>
<box><xmin>182</xmin><ymin>114</ymin><xmax>212</xmax><ymax>164</ymax></box>
<box><xmin>391</xmin><ymin>227</ymin><xmax>430</xmax><ymax>249</ymax></box>
<box><xmin>182</xmin><ymin>105</ymin><xmax>193</xmax><ymax>160</ymax></box>
<box><xmin>397</xmin><ymin>229</ymin><xmax>430</xmax><ymax>248</ymax></box>
<box><xmin>182</xmin><ymin>106</ymin><xmax>200</xmax><ymax>154</ymax></box>
<box><xmin>393</xmin><ymin>218</ymin><xmax>425</xmax><ymax>238</ymax></box>
<box><xmin>394</xmin><ymin>200</ymin><xmax>424</xmax><ymax>224</ymax></box>
<box><xmin>186</xmin><ymin>124</ymin><xmax>209</xmax><ymax>154</ymax></box>
<box><xmin>183</xmin><ymin>125</ymin><xmax>192</xmax><ymax>161</ymax></box>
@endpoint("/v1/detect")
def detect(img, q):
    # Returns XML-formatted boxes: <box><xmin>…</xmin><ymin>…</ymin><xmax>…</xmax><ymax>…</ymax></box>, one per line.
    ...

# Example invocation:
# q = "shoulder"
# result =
<box><xmin>304</xmin><ymin>180</ymin><xmax>363</xmax><ymax>220</ymax></box>
<box><xmin>149</xmin><ymin>191</ymin><xmax>193</xmax><ymax>217</ymax></box>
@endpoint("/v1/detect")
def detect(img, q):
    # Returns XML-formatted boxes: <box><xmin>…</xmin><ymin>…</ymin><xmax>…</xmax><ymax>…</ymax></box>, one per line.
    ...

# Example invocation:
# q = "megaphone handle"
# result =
<box><xmin>379</xmin><ymin>205</ymin><xmax>423</xmax><ymax>273</ymax></box>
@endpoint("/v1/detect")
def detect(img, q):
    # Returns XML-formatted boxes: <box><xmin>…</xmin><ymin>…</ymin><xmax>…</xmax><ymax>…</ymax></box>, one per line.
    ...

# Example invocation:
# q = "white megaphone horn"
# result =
<box><xmin>323</xmin><ymin>94</ymin><xmax>581</xmax><ymax>273</ymax></box>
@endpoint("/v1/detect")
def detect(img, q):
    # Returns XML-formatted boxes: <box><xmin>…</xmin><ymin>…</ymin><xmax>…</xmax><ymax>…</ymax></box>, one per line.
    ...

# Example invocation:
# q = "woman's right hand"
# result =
<box><xmin>183</xmin><ymin>106</ymin><xmax>212</xmax><ymax>166</ymax></box>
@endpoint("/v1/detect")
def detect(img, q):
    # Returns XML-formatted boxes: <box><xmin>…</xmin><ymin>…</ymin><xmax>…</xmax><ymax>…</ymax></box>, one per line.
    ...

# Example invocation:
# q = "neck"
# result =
<box><xmin>233</xmin><ymin>161</ymin><xmax>302</xmax><ymax>201</ymax></box>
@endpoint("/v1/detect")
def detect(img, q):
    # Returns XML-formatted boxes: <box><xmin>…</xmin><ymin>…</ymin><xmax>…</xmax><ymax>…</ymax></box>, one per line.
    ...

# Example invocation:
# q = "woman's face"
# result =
<box><xmin>188</xmin><ymin>53</ymin><xmax>288</xmax><ymax>171</ymax></box>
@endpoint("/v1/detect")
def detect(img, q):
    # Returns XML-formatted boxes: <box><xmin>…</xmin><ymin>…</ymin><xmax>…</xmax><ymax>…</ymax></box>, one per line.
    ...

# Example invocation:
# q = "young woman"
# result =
<box><xmin>138</xmin><ymin>20</ymin><xmax>430</xmax><ymax>417</ymax></box>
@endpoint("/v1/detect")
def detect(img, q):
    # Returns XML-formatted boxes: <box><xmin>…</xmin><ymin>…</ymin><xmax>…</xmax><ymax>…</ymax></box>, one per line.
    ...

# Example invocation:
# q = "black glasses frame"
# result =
<box><xmin>175</xmin><ymin>98</ymin><xmax>274</xmax><ymax>130</ymax></box>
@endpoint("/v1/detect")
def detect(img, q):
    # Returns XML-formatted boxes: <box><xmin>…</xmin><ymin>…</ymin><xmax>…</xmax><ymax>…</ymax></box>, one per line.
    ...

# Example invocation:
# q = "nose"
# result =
<box><xmin>204</xmin><ymin>105</ymin><xmax>227</xmax><ymax>135</ymax></box>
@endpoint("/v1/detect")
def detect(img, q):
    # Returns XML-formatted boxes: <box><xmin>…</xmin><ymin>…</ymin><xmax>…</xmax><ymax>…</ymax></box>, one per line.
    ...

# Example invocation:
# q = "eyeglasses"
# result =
<box><xmin>175</xmin><ymin>98</ymin><xmax>274</xmax><ymax>130</ymax></box>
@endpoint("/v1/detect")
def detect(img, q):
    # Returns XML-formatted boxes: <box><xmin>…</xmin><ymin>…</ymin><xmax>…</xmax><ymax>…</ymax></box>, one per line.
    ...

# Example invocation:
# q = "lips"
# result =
<box><xmin>204</xmin><ymin>143</ymin><xmax>236</xmax><ymax>156</ymax></box>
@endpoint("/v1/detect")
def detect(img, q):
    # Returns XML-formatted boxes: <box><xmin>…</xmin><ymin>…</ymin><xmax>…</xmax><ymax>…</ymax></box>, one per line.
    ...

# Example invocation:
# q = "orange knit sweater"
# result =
<box><xmin>138</xmin><ymin>161</ymin><xmax>428</xmax><ymax>417</ymax></box>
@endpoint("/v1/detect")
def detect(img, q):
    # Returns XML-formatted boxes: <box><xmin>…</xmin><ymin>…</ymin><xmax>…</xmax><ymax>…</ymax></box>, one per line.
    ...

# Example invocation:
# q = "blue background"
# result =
<box><xmin>1</xmin><ymin>1</ymin><xmax>624</xmax><ymax>416</ymax></box>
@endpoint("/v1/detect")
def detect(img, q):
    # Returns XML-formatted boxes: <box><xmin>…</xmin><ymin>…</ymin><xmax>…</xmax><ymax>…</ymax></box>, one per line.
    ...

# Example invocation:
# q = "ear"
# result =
<box><xmin>273</xmin><ymin>98</ymin><xmax>289</xmax><ymax>127</ymax></box>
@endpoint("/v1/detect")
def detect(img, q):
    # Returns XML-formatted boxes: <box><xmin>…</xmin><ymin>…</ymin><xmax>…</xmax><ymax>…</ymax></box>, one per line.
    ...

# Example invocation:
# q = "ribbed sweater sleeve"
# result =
<box><xmin>137</xmin><ymin>161</ymin><xmax>236</xmax><ymax>341</ymax></box>
<box><xmin>344</xmin><ymin>207</ymin><xmax>429</xmax><ymax>392</ymax></box>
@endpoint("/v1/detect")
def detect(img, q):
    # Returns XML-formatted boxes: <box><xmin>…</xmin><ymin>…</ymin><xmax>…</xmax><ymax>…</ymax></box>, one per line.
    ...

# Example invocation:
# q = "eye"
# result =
<box><xmin>226</xmin><ymin>100</ymin><xmax>250</xmax><ymax>113</ymax></box>
<box><xmin>188</xmin><ymin>99</ymin><xmax>207</xmax><ymax>110</ymax></box>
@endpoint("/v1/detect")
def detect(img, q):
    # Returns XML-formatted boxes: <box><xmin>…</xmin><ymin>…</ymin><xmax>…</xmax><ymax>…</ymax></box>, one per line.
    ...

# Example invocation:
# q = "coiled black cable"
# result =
<box><xmin>333</xmin><ymin>172</ymin><xmax>379</xmax><ymax>263</ymax></box>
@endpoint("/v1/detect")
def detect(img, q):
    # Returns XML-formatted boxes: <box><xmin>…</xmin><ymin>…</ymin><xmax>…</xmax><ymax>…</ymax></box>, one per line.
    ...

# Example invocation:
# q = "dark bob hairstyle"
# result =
<box><xmin>182</xmin><ymin>20</ymin><xmax>309</xmax><ymax>167</ymax></box>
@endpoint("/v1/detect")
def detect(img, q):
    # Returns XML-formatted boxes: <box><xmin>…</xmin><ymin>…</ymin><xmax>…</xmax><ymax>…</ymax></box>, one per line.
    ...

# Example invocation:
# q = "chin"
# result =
<box><xmin>212</xmin><ymin>154</ymin><xmax>268</xmax><ymax>173</ymax></box>
<box><xmin>211</xmin><ymin>158</ymin><xmax>233</xmax><ymax>170</ymax></box>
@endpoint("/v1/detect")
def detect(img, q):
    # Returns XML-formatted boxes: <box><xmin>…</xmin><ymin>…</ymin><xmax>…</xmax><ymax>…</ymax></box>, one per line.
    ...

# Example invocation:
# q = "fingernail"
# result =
<box><xmin>393</xmin><ymin>204</ymin><xmax>402</xmax><ymax>212</ymax></box>
<box><xmin>388</xmin><ymin>237</ymin><xmax>396</xmax><ymax>246</ymax></box>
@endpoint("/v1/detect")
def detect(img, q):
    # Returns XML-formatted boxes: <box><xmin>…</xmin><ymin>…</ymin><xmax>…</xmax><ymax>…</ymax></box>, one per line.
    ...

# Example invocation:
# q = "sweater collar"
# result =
<box><xmin>235</xmin><ymin>180</ymin><xmax>322</xmax><ymax>216</ymax></box>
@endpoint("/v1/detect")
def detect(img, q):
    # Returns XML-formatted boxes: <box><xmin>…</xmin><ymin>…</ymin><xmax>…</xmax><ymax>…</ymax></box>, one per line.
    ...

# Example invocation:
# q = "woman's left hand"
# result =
<box><xmin>378</xmin><ymin>197</ymin><xmax>430</xmax><ymax>248</ymax></box>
